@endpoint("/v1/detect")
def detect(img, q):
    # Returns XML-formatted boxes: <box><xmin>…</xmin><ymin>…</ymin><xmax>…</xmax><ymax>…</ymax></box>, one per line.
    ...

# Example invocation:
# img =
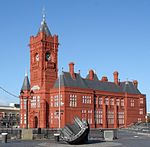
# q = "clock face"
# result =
<box><xmin>35</xmin><ymin>53</ymin><xmax>39</xmax><ymax>61</ymax></box>
<box><xmin>45</xmin><ymin>52</ymin><xmax>51</xmax><ymax>61</ymax></box>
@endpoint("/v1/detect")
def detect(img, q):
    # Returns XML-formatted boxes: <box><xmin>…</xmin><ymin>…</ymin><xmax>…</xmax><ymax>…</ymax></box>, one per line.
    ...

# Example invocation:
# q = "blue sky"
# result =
<box><xmin>0</xmin><ymin>0</ymin><xmax>150</xmax><ymax>111</ymax></box>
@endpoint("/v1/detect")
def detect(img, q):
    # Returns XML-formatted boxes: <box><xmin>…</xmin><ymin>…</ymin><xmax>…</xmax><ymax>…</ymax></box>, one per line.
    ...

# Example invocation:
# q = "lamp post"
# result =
<box><xmin>58</xmin><ymin>72</ymin><xmax>61</xmax><ymax>129</ymax></box>
<box><xmin>20</xmin><ymin>90</ymin><xmax>34</xmax><ymax>129</ymax></box>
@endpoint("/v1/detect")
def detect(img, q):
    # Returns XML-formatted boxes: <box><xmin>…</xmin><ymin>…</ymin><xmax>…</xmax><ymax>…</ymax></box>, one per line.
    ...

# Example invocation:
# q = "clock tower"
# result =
<box><xmin>27</xmin><ymin>14</ymin><xmax>59</xmax><ymax>128</ymax></box>
<box><xmin>30</xmin><ymin>15</ymin><xmax>58</xmax><ymax>91</ymax></box>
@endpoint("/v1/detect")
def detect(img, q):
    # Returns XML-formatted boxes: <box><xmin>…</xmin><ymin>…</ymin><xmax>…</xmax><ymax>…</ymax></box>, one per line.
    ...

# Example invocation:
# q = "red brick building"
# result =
<box><xmin>19</xmin><ymin>15</ymin><xmax>146</xmax><ymax>129</ymax></box>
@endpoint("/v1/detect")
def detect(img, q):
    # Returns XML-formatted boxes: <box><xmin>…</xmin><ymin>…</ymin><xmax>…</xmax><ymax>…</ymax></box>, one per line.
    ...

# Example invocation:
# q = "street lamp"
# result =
<box><xmin>20</xmin><ymin>90</ymin><xmax>34</xmax><ymax>129</ymax></box>
<box><xmin>58</xmin><ymin>72</ymin><xmax>61</xmax><ymax>129</ymax></box>
<box><xmin>58</xmin><ymin>70</ymin><xmax>65</xmax><ymax>129</ymax></box>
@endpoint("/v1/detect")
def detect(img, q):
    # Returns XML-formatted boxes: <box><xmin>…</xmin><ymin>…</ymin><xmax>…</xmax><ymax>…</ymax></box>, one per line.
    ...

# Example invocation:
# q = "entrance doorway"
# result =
<box><xmin>34</xmin><ymin>116</ymin><xmax>38</xmax><ymax>128</ymax></box>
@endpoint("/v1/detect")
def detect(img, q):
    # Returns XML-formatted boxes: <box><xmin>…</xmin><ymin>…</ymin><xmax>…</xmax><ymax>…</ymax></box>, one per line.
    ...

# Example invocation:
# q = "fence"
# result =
<box><xmin>0</xmin><ymin>128</ymin><xmax>109</xmax><ymax>140</ymax></box>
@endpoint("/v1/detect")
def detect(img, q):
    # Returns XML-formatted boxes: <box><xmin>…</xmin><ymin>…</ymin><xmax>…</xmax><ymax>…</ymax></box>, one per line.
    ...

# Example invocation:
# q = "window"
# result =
<box><xmin>116</xmin><ymin>99</ymin><xmax>120</xmax><ymax>106</ymax></box>
<box><xmin>70</xmin><ymin>95</ymin><xmax>77</xmax><ymax>107</ymax></box>
<box><xmin>31</xmin><ymin>96</ymin><xmax>37</xmax><ymax>108</ymax></box>
<box><xmin>110</xmin><ymin>98</ymin><xmax>114</xmax><ymax>105</ymax></box>
<box><xmin>82</xmin><ymin>96</ymin><xmax>85</xmax><ymax>103</ymax></box>
<box><xmin>140</xmin><ymin>98</ymin><xmax>143</xmax><ymax>104</ymax></box>
<box><xmin>52</xmin><ymin>95</ymin><xmax>63</xmax><ymax>107</ymax></box>
<box><xmin>98</xmin><ymin>97</ymin><xmax>102</xmax><ymax>105</ymax></box>
<box><xmin>118</xmin><ymin>112</ymin><xmax>124</xmax><ymax>124</ymax></box>
<box><xmin>95</xmin><ymin>110</ymin><xmax>103</xmax><ymax>124</ymax></box>
<box><xmin>84</xmin><ymin>96</ymin><xmax>87</xmax><ymax>103</ymax></box>
<box><xmin>50</xmin><ymin>96</ymin><xmax>54</xmax><ymax>107</ymax></box>
<box><xmin>24</xmin><ymin>114</ymin><xmax>26</xmax><ymax>124</ymax></box>
<box><xmin>37</xmin><ymin>96</ymin><xmax>40</xmax><ymax>108</ymax></box>
<box><xmin>54</xmin><ymin>95</ymin><xmax>59</xmax><ymax>107</ymax></box>
<box><xmin>88</xmin><ymin>110</ymin><xmax>92</xmax><ymax>124</ymax></box>
<box><xmin>139</xmin><ymin>108</ymin><xmax>143</xmax><ymax>115</ymax></box>
<box><xmin>82</xmin><ymin>96</ymin><xmax>91</xmax><ymax>104</ymax></box>
<box><xmin>88</xmin><ymin>110</ymin><xmax>92</xmax><ymax>113</ymax></box>
<box><xmin>88</xmin><ymin>96</ymin><xmax>92</xmax><ymax>104</ymax></box>
<box><xmin>50</xmin><ymin>96</ymin><xmax>53</xmax><ymax>107</ymax></box>
<box><xmin>31</xmin><ymin>96</ymin><xmax>35</xmax><ymax>108</ymax></box>
<box><xmin>107</xmin><ymin>111</ymin><xmax>114</xmax><ymax>124</ymax></box>
<box><xmin>121</xmin><ymin>99</ymin><xmax>124</xmax><ymax>107</ymax></box>
<box><xmin>23</xmin><ymin>99</ymin><xmax>26</xmax><ymax>109</ymax></box>
<box><xmin>81</xmin><ymin>110</ymin><xmax>86</xmax><ymax>121</ymax></box>
<box><xmin>105</xmin><ymin>98</ymin><xmax>108</xmax><ymax>105</ymax></box>
<box><xmin>130</xmin><ymin>99</ymin><xmax>134</xmax><ymax>107</ymax></box>
<box><xmin>35</xmin><ymin>53</ymin><xmax>39</xmax><ymax>62</ymax></box>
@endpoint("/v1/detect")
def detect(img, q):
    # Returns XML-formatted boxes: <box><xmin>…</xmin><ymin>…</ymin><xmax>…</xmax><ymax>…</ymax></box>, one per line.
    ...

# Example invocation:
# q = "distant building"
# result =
<box><xmin>147</xmin><ymin>112</ymin><xmax>150</xmax><ymax>122</ymax></box>
<box><xmin>0</xmin><ymin>103</ymin><xmax>20</xmax><ymax>128</ymax></box>
<box><xmin>20</xmin><ymin>14</ymin><xmax>146</xmax><ymax>129</ymax></box>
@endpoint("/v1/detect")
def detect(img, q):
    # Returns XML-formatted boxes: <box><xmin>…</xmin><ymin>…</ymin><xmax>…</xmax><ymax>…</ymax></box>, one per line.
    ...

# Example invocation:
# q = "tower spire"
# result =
<box><xmin>38</xmin><ymin>8</ymin><xmax>51</xmax><ymax>36</ymax></box>
<box><xmin>21</xmin><ymin>73</ymin><xmax>30</xmax><ymax>91</ymax></box>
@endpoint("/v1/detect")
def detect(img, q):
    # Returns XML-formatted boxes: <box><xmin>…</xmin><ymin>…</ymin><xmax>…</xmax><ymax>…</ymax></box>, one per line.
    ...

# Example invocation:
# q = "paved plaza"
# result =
<box><xmin>0</xmin><ymin>130</ymin><xmax>150</xmax><ymax>147</ymax></box>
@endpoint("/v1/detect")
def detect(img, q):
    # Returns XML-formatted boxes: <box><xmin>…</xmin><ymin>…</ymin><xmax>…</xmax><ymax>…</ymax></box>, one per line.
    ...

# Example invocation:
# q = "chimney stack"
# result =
<box><xmin>89</xmin><ymin>69</ymin><xmax>94</xmax><ymax>80</ymax></box>
<box><xmin>133</xmin><ymin>80</ymin><xmax>138</xmax><ymax>88</ymax></box>
<box><xmin>113</xmin><ymin>71</ymin><xmax>119</xmax><ymax>85</ymax></box>
<box><xmin>101</xmin><ymin>76</ymin><xmax>108</xmax><ymax>82</ymax></box>
<box><xmin>69</xmin><ymin>62</ymin><xmax>75</xmax><ymax>79</ymax></box>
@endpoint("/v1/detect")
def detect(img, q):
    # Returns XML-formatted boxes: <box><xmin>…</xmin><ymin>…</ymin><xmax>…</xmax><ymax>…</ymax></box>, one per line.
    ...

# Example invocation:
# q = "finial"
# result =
<box><xmin>42</xmin><ymin>7</ymin><xmax>46</xmax><ymax>23</ymax></box>
<box><xmin>125</xmin><ymin>78</ymin><xmax>129</xmax><ymax>85</ymax></box>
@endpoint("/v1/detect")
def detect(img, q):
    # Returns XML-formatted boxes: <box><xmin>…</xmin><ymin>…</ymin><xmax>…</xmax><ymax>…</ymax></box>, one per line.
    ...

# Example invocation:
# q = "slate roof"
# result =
<box><xmin>38</xmin><ymin>18</ymin><xmax>51</xmax><ymax>36</ymax></box>
<box><xmin>120</xmin><ymin>81</ymin><xmax>141</xmax><ymax>94</ymax></box>
<box><xmin>54</xmin><ymin>72</ymin><xmax>141</xmax><ymax>94</ymax></box>
<box><xmin>21</xmin><ymin>74</ymin><xmax>30</xmax><ymax>91</ymax></box>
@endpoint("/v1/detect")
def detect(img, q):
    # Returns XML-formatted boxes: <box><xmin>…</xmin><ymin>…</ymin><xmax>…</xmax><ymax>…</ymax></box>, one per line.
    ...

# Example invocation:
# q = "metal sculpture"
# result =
<box><xmin>60</xmin><ymin>117</ymin><xmax>89</xmax><ymax>144</ymax></box>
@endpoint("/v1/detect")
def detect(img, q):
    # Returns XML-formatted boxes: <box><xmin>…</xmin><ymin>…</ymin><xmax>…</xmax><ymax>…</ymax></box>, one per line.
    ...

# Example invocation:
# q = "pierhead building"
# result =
<box><xmin>19</xmin><ymin>14</ymin><xmax>146</xmax><ymax>129</ymax></box>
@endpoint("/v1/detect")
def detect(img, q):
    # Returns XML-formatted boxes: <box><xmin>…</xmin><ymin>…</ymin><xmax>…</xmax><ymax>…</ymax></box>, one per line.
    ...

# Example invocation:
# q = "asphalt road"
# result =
<box><xmin>116</xmin><ymin>130</ymin><xmax>150</xmax><ymax>147</ymax></box>
<box><xmin>0</xmin><ymin>130</ymin><xmax>150</xmax><ymax>147</ymax></box>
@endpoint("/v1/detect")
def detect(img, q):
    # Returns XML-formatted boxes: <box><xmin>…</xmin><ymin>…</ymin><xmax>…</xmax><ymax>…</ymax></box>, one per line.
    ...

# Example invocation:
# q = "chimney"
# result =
<box><xmin>101</xmin><ymin>76</ymin><xmax>108</xmax><ymax>82</ymax></box>
<box><xmin>89</xmin><ymin>69</ymin><xmax>94</xmax><ymax>80</ymax></box>
<box><xmin>69</xmin><ymin>62</ymin><xmax>75</xmax><ymax>79</ymax></box>
<box><xmin>113</xmin><ymin>71</ymin><xmax>119</xmax><ymax>85</ymax></box>
<box><xmin>133</xmin><ymin>80</ymin><xmax>138</xmax><ymax>88</ymax></box>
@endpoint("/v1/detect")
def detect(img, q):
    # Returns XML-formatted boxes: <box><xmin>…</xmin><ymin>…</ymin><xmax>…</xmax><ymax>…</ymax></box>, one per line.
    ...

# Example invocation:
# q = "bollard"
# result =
<box><xmin>54</xmin><ymin>133</ymin><xmax>60</xmax><ymax>142</ymax></box>
<box><xmin>38</xmin><ymin>128</ymin><xmax>41</xmax><ymax>134</ymax></box>
<box><xmin>1</xmin><ymin>133</ymin><xmax>8</xmax><ymax>143</ymax></box>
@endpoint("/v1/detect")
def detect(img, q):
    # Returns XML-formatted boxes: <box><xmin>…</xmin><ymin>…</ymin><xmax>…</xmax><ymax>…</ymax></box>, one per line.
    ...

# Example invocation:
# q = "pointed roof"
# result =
<box><xmin>21</xmin><ymin>73</ymin><xmax>30</xmax><ymax>91</ymax></box>
<box><xmin>120</xmin><ymin>81</ymin><xmax>141</xmax><ymax>94</ymax></box>
<box><xmin>38</xmin><ymin>12</ymin><xmax>51</xmax><ymax>36</ymax></box>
